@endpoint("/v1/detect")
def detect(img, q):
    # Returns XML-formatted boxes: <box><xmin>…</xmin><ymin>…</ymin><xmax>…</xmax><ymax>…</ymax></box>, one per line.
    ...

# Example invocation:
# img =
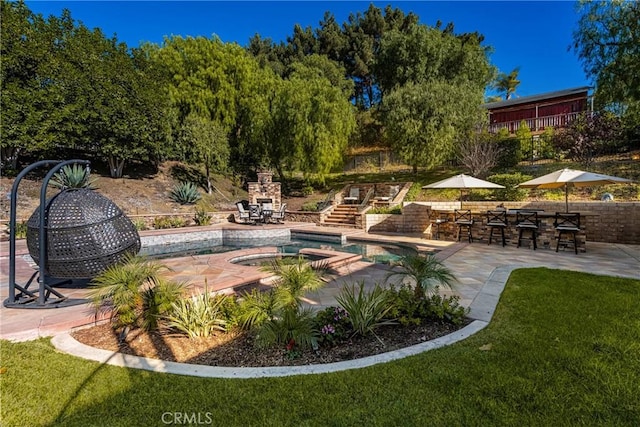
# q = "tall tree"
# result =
<box><xmin>383</xmin><ymin>80</ymin><xmax>484</xmax><ymax>173</ymax></box>
<box><xmin>572</xmin><ymin>0</ymin><xmax>640</xmax><ymax>120</ymax></box>
<box><xmin>264</xmin><ymin>60</ymin><xmax>355</xmax><ymax>185</ymax></box>
<box><xmin>494</xmin><ymin>67</ymin><xmax>521</xmax><ymax>100</ymax></box>
<box><xmin>179</xmin><ymin>114</ymin><xmax>229</xmax><ymax>194</ymax></box>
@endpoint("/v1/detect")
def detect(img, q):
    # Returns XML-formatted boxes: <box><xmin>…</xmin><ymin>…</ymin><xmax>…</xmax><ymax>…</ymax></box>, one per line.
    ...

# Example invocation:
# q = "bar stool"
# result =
<box><xmin>516</xmin><ymin>211</ymin><xmax>539</xmax><ymax>249</ymax></box>
<box><xmin>554</xmin><ymin>212</ymin><xmax>581</xmax><ymax>254</ymax></box>
<box><xmin>431</xmin><ymin>213</ymin><xmax>449</xmax><ymax>240</ymax></box>
<box><xmin>486</xmin><ymin>210</ymin><xmax>508</xmax><ymax>247</ymax></box>
<box><xmin>454</xmin><ymin>209</ymin><xmax>474</xmax><ymax>243</ymax></box>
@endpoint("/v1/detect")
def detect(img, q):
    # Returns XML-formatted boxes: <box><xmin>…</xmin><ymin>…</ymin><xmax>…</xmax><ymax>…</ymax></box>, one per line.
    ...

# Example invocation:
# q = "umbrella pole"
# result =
<box><xmin>565</xmin><ymin>183</ymin><xmax>569</xmax><ymax>212</ymax></box>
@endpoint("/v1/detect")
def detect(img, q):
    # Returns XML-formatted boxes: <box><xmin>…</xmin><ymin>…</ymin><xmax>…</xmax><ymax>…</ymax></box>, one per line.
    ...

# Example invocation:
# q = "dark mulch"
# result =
<box><xmin>72</xmin><ymin>319</ymin><xmax>472</xmax><ymax>367</ymax></box>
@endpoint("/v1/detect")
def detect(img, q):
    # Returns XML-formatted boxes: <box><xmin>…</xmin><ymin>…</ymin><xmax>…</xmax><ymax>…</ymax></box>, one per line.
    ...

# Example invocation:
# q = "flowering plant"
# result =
<box><xmin>314</xmin><ymin>306</ymin><xmax>350</xmax><ymax>346</ymax></box>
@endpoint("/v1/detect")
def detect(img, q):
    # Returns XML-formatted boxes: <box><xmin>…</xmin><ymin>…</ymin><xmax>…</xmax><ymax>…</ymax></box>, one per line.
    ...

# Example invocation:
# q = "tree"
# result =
<box><xmin>179</xmin><ymin>114</ymin><xmax>229</xmax><ymax>194</ymax></box>
<box><xmin>383</xmin><ymin>80</ymin><xmax>484</xmax><ymax>173</ymax></box>
<box><xmin>572</xmin><ymin>0</ymin><xmax>640</xmax><ymax>120</ymax></box>
<box><xmin>515</xmin><ymin>120</ymin><xmax>532</xmax><ymax>162</ymax></box>
<box><xmin>458</xmin><ymin>128</ymin><xmax>503</xmax><ymax>179</ymax></box>
<box><xmin>552</xmin><ymin>112</ymin><xmax>624</xmax><ymax>167</ymax></box>
<box><xmin>263</xmin><ymin>59</ymin><xmax>355</xmax><ymax>186</ymax></box>
<box><xmin>494</xmin><ymin>67</ymin><xmax>521</xmax><ymax>100</ymax></box>
<box><xmin>1</xmin><ymin>1</ymin><xmax>67</xmax><ymax>168</ymax></box>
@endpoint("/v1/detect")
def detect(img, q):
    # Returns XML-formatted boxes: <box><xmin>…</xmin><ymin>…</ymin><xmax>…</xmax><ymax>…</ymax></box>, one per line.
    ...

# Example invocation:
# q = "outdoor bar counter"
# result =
<box><xmin>429</xmin><ymin>209</ymin><xmax>597</xmax><ymax>252</ymax></box>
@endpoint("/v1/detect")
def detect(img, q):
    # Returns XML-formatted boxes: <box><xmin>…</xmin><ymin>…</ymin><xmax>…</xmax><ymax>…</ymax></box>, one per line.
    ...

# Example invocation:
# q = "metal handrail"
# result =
<box><xmin>358</xmin><ymin>188</ymin><xmax>374</xmax><ymax>212</ymax></box>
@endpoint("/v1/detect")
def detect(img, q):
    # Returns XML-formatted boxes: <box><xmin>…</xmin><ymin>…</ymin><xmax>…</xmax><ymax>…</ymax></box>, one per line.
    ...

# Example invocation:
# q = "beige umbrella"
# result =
<box><xmin>517</xmin><ymin>168</ymin><xmax>633</xmax><ymax>212</ymax></box>
<box><xmin>422</xmin><ymin>174</ymin><xmax>505</xmax><ymax>207</ymax></box>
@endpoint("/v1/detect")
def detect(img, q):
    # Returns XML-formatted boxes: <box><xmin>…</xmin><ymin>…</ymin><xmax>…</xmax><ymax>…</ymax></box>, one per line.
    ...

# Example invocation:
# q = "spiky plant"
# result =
<box><xmin>49</xmin><ymin>164</ymin><xmax>97</xmax><ymax>189</ymax></box>
<box><xmin>170</xmin><ymin>181</ymin><xmax>201</xmax><ymax>205</ymax></box>
<box><xmin>164</xmin><ymin>285</ymin><xmax>228</xmax><ymax>338</ymax></box>
<box><xmin>385</xmin><ymin>253</ymin><xmax>456</xmax><ymax>299</ymax></box>
<box><xmin>336</xmin><ymin>281</ymin><xmax>396</xmax><ymax>340</ymax></box>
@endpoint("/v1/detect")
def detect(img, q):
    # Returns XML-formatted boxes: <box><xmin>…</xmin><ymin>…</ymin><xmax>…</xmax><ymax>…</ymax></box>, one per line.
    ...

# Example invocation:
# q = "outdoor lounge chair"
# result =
<box><xmin>344</xmin><ymin>187</ymin><xmax>359</xmax><ymax>204</ymax></box>
<box><xmin>270</xmin><ymin>203</ymin><xmax>286</xmax><ymax>223</ymax></box>
<box><xmin>236</xmin><ymin>202</ymin><xmax>250</xmax><ymax>223</ymax></box>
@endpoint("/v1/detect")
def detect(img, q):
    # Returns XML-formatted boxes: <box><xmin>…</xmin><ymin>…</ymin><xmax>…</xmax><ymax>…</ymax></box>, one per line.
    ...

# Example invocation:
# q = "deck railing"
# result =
<box><xmin>488</xmin><ymin>112</ymin><xmax>582</xmax><ymax>134</ymax></box>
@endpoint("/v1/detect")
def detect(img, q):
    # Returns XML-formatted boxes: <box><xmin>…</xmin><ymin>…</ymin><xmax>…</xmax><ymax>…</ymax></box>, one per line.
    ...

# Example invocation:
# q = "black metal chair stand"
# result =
<box><xmin>5</xmin><ymin>160</ymin><xmax>140</xmax><ymax>309</ymax></box>
<box><xmin>455</xmin><ymin>209</ymin><xmax>474</xmax><ymax>243</ymax></box>
<box><xmin>516</xmin><ymin>211</ymin><xmax>539</xmax><ymax>250</ymax></box>
<box><xmin>486</xmin><ymin>210</ymin><xmax>508</xmax><ymax>247</ymax></box>
<box><xmin>554</xmin><ymin>212</ymin><xmax>581</xmax><ymax>254</ymax></box>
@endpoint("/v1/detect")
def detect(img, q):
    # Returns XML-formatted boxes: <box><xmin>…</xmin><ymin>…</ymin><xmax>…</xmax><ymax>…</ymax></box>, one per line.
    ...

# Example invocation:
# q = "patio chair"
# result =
<box><xmin>431</xmin><ymin>212</ymin><xmax>449</xmax><ymax>240</ymax></box>
<box><xmin>516</xmin><ymin>211</ymin><xmax>539</xmax><ymax>250</ymax></box>
<box><xmin>454</xmin><ymin>209</ymin><xmax>474</xmax><ymax>242</ymax></box>
<box><xmin>248</xmin><ymin>204</ymin><xmax>263</xmax><ymax>225</ymax></box>
<box><xmin>270</xmin><ymin>203</ymin><xmax>287</xmax><ymax>223</ymax></box>
<box><xmin>261</xmin><ymin>203</ymin><xmax>273</xmax><ymax>223</ymax></box>
<box><xmin>236</xmin><ymin>202</ymin><xmax>251</xmax><ymax>224</ymax></box>
<box><xmin>554</xmin><ymin>212</ymin><xmax>581</xmax><ymax>254</ymax></box>
<box><xmin>344</xmin><ymin>187</ymin><xmax>359</xmax><ymax>204</ymax></box>
<box><xmin>486</xmin><ymin>210</ymin><xmax>508</xmax><ymax>247</ymax></box>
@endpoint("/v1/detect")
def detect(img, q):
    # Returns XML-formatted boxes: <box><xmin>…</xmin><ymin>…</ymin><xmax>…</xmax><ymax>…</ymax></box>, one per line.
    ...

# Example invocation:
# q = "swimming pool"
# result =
<box><xmin>150</xmin><ymin>237</ymin><xmax>418</xmax><ymax>265</ymax></box>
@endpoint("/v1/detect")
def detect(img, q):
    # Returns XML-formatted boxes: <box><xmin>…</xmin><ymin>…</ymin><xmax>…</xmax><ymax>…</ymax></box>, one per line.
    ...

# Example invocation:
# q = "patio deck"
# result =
<box><xmin>1</xmin><ymin>222</ymin><xmax>638</xmax><ymax>342</ymax></box>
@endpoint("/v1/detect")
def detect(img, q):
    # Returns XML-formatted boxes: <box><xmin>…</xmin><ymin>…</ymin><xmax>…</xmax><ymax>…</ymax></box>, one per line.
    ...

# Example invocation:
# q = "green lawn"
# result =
<box><xmin>2</xmin><ymin>268</ymin><xmax>639</xmax><ymax>426</ymax></box>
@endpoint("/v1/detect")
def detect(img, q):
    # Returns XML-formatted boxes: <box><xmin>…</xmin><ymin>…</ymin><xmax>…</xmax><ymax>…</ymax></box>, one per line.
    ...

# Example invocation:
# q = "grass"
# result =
<box><xmin>1</xmin><ymin>268</ymin><xmax>639</xmax><ymax>426</ymax></box>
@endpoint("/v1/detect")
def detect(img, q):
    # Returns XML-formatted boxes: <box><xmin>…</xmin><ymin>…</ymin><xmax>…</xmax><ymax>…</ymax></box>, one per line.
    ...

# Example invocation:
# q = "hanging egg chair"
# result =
<box><xmin>26</xmin><ymin>188</ymin><xmax>141</xmax><ymax>279</ymax></box>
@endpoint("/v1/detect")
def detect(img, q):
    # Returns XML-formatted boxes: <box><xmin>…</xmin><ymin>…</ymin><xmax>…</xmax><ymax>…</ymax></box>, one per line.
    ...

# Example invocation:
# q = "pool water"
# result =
<box><xmin>153</xmin><ymin>238</ymin><xmax>418</xmax><ymax>265</ymax></box>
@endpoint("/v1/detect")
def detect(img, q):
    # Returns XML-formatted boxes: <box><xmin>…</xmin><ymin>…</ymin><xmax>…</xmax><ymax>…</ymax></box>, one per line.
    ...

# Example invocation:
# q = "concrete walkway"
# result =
<box><xmin>2</xmin><ymin>224</ymin><xmax>638</xmax><ymax>377</ymax></box>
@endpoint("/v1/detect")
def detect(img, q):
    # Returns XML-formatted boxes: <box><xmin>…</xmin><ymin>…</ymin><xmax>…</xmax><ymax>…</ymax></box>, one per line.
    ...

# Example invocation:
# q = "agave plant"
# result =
<box><xmin>49</xmin><ymin>164</ymin><xmax>97</xmax><ymax>189</ymax></box>
<box><xmin>385</xmin><ymin>253</ymin><xmax>456</xmax><ymax>299</ymax></box>
<box><xmin>170</xmin><ymin>181</ymin><xmax>202</xmax><ymax>205</ymax></box>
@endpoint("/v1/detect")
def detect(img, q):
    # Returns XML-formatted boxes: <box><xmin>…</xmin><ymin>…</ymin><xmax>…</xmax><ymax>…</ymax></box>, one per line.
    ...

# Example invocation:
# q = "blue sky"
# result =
<box><xmin>25</xmin><ymin>1</ymin><xmax>590</xmax><ymax>97</ymax></box>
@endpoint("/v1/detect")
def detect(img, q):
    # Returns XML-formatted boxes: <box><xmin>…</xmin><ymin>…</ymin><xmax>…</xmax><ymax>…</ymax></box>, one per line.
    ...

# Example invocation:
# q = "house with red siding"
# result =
<box><xmin>483</xmin><ymin>86</ymin><xmax>592</xmax><ymax>135</ymax></box>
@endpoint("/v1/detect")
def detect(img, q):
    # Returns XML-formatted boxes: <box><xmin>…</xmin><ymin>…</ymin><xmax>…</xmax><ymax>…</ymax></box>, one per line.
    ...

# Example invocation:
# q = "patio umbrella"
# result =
<box><xmin>422</xmin><ymin>174</ymin><xmax>505</xmax><ymax>207</ymax></box>
<box><xmin>517</xmin><ymin>168</ymin><xmax>633</xmax><ymax>212</ymax></box>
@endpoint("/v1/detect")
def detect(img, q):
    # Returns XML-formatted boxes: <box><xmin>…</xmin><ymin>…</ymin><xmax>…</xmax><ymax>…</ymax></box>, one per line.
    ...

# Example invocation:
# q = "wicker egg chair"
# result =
<box><xmin>26</xmin><ymin>188</ymin><xmax>141</xmax><ymax>279</ymax></box>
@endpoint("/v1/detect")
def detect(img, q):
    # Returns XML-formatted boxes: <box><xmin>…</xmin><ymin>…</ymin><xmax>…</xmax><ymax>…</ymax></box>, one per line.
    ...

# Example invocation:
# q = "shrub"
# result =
<box><xmin>336</xmin><ymin>281</ymin><xmax>396</xmax><ymax>339</ymax></box>
<box><xmin>164</xmin><ymin>286</ymin><xmax>229</xmax><ymax>338</ymax></box>
<box><xmin>153</xmin><ymin>216</ymin><xmax>186</xmax><ymax>229</ymax></box>
<box><xmin>385</xmin><ymin>284</ymin><xmax>425</xmax><ymax>326</ymax></box>
<box><xmin>132</xmin><ymin>219</ymin><xmax>148</xmax><ymax>231</ymax></box>
<box><xmin>424</xmin><ymin>288</ymin><xmax>468</xmax><ymax>325</ymax></box>
<box><xmin>314</xmin><ymin>306</ymin><xmax>350</xmax><ymax>346</ymax></box>
<box><xmin>403</xmin><ymin>182</ymin><xmax>422</xmax><ymax>202</ymax></box>
<box><xmin>7</xmin><ymin>220</ymin><xmax>28</xmax><ymax>239</ymax></box>
<box><xmin>495</xmin><ymin>137</ymin><xmax>522</xmax><ymax>168</ymax></box>
<box><xmin>237</xmin><ymin>288</ymin><xmax>284</xmax><ymax>330</ymax></box>
<box><xmin>88</xmin><ymin>255</ymin><xmax>184</xmax><ymax>332</ymax></box>
<box><xmin>49</xmin><ymin>164</ymin><xmax>97</xmax><ymax>190</ymax></box>
<box><xmin>367</xmin><ymin>205</ymin><xmax>402</xmax><ymax>215</ymax></box>
<box><xmin>193</xmin><ymin>207</ymin><xmax>212</xmax><ymax>226</ymax></box>
<box><xmin>301</xmin><ymin>185</ymin><xmax>314</xmax><ymax>196</ymax></box>
<box><xmin>487</xmin><ymin>172</ymin><xmax>533</xmax><ymax>201</ymax></box>
<box><xmin>385</xmin><ymin>253</ymin><xmax>456</xmax><ymax>298</ymax></box>
<box><xmin>301</xmin><ymin>201</ymin><xmax>319</xmax><ymax>211</ymax></box>
<box><xmin>170</xmin><ymin>181</ymin><xmax>201</xmax><ymax>205</ymax></box>
<box><xmin>256</xmin><ymin>306</ymin><xmax>319</xmax><ymax>351</ymax></box>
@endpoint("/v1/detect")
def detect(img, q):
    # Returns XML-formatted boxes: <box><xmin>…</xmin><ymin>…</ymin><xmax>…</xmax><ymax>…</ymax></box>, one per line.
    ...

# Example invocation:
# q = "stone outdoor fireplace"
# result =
<box><xmin>248</xmin><ymin>171</ymin><xmax>281</xmax><ymax>209</ymax></box>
